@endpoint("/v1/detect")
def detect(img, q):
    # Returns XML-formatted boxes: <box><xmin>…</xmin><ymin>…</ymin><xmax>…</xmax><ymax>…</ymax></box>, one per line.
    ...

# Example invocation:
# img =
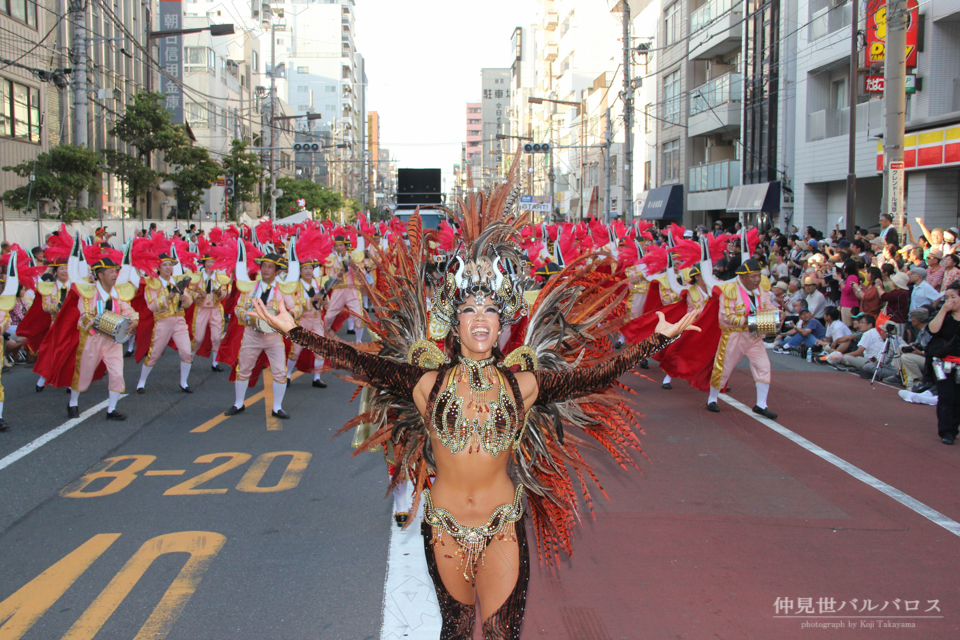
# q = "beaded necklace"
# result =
<box><xmin>431</xmin><ymin>355</ymin><xmax>522</xmax><ymax>456</ymax></box>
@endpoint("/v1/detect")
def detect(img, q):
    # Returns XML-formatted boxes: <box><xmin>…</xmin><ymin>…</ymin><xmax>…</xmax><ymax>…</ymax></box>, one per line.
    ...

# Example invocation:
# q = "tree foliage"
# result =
<box><xmin>221</xmin><ymin>139</ymin><xmax>262</xmax><ymax>220</ymax></box>
<box><xmin>275</xmin><ymin>177</ymin><xmax>345</xmax><ymax>219</ymax></box>
<box><xmin>2</xmin><ymin>144</ymin><xmax>102</xmax><ymax>222</ymax></box>
<box><xmin>165</xmin><ymin>144</ymin><xmax>221</xmax><ymax>218</ymax></box>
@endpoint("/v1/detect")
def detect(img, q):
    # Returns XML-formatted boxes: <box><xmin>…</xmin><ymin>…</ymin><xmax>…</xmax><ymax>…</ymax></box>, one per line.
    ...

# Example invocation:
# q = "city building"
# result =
<box><xmin>480</xmin><ymin>68</ymin><xmax>512</xmax><ymax>190</ymax></box>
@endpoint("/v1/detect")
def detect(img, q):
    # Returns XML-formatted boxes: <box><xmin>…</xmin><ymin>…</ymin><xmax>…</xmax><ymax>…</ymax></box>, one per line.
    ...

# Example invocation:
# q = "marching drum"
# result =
<box><xmin>748</xmin><ymin>310</ymin><xmax>781</xmax><ymax>336</ymax></box>
<box><xmin>92</xmin><ymin>310</ymin><xmax>133</xmax><ymax>344</ymax></box>
<box><xmin>250</xmin><ymin>307</ymin><xmax>279</xmax><ymax>334</ymax></box>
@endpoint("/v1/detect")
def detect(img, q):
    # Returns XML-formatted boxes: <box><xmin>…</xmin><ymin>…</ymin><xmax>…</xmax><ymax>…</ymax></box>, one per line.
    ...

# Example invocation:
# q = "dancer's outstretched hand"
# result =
<box><xmin>252</xmin><ymin>297</ymin><xmax>297</xmax><ymax>334</ymax></box>
<box><xmin>655</xmin><ymin>310</ymin><xmax>701</xmax><ymax>339</ymax></box>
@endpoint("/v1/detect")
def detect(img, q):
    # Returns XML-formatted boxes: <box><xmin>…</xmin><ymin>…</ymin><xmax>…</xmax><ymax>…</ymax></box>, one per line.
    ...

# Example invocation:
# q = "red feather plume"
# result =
<box><xmin>211</xmin><ymin>239</ymin><xmax>263</xmax><ymax>275</ymax></box>
<box><xmin>437</xmin><ymin>219</ymin><xmax>456</xmax><ymax>252</ymax></box>
<box><xmin>616</xmin><ymin>240</ymin><xmax>641</xmax><ymax>272</ymax></box>
<box><xmin>295</xmin><ymin>227</ymin><xmax>334</xmax><ymax>264</ymax></box>
<box><xmin>0</xmin><ymin>244</ymin><xmax>47</xmax><ymax>290</ymax></box>
<box><xmin>708</xmin><ymin>233</ymin><xmax>732</xmax><ymax>263</ymax></box>
<box><xmin>638</xmin><ymin>244</ymin><xmax>668</xmax><ymax>275</ymax></box>
<box><xmin>82</xmin><ymin>244</ymin><xmax>123</xmax><ymax>267</ymax></box>
<box><xmin>669</xmin><ymin>239</ymin><xmax>702</xmax><ymax>270</ymax></box>
<box><xmin>665</xmin><ymin>222</ymin><xmax>687</xmax><ymax>243</ymax></box>
<box><xmin>745</xmin><ymin>227</ymin><xmax>761</xmax><ymax>256</ymax></box>
<box><xmin>632</xmin><ymin>220</ymin><xmax>654</xmax><ymax>241</ymax></box>
<box><xmin>43</xmin><ymin>224</ymin><xmax>74</xmax><ymax>265</ymax></box>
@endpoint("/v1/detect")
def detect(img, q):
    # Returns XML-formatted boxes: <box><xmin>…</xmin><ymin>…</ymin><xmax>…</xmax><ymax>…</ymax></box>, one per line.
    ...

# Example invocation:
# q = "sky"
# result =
<box><xmin>354</xmin><ymin>0</ymin><xmax>537</xmax><ymax>191</ymax></box>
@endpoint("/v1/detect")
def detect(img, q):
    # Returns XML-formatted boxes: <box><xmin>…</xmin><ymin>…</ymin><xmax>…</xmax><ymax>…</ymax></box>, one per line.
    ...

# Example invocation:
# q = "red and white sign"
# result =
<box><xmin>865</xmin><ymin>75</ymin><xmax>884</xmax><ymax>93</ymax></box>
<box><xmin>877</xmin><ymin>125</ymin><xmax>960</xmax><ymax>172</ymax></box>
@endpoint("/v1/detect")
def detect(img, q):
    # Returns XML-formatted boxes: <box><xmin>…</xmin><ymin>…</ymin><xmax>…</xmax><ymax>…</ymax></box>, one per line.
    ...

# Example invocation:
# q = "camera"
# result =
<box><xmin>884</xmin><ymin>323</ymin><xmax>897</xmax><ymax>337</ymax></box>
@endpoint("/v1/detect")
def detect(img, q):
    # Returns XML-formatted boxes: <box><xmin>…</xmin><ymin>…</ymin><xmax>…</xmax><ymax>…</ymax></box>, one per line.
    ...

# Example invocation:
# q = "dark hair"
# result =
<box><xmin>881</xmin><ymin>263</ymin><xmax>896</xmax><ymax>277</ymax></box>
<box><xmin>859</xmin><ymin>314</ymin><xmax>876</xmax><ymax>327</ymax></box>
<box><xmin>824</xmin><ymin>306</ymin><xmax>840</xmax><ymax>322</ymax></box>
<box><xmin>944</xmin><ymin>254</ymin><xmax>959</xmax><ymax>269</ymax></box>
<box><xmin>948</xmin><ymin>281</ymin><xmax>960</xmax><ymax>293</ymax></box>
<box><xmin>867</xmin><ymin>266</ymin><xmax>882</xmax><ymax>282</ymax></box>
<box><xmin>842</xmin><ymin>259</ymin><xmax>859</xmax><ymax>280</ymax></box>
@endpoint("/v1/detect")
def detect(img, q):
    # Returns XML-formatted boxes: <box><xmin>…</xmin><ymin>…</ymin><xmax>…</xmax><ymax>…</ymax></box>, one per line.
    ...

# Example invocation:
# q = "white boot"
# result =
<box><xmin>233</xmin><ymin>380</ymin><xmax>247</xmax><ymax>409</ymax></box>
<box><xmin>286</xmin><ymin>358</ymin><xmax>297</xmax><ymax>379</ymax></box>
<box><xmin>137</xmin><ymin>364</ymin><xmax>153</xmax><ymax>390</ymax></box>
<box><xmin>108</xmin><ymin>390</ymin><xmax>121</xmax><ymax>413</ymax></box>
<box><xmin>271</xmin><ymin>381</ymin><xmax>287</xmax><ymax>416</ymax></box>
<box><xmin>179</xmin><ymin>361</ymin><xmax>192</xmax><ymax>390</ymax></box>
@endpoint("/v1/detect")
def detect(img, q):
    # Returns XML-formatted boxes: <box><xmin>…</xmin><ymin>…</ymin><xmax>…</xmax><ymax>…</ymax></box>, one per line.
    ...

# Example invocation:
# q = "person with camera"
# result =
<box><xmin>926</xmin><ymin>282</ymin><xmax>960</xmax><ymax>444</ymax></box>
<box><xmin>894</xmin><ymin>307</ymin><xmax>933</xmax><ymax>388</ymax></box>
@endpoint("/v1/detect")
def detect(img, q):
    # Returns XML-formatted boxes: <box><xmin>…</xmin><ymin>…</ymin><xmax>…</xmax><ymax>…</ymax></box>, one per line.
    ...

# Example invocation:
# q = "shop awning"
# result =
<box><xmin>726</xmin><ymin>181</ymin><xmax>780</xmax><ymax>213</ymax></box>
<box><xmin>639</xmin><ymin>185</ymin><xmax>684</xmax><ymax>221</ymax></box>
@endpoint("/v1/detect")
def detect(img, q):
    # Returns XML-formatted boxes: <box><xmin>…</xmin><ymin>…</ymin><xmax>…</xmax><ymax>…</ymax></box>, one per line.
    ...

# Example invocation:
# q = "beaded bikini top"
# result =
<box><xmin>429</xmin><ymin>355</ymin><xmax>523</xmax><ymax>456</ymax></box>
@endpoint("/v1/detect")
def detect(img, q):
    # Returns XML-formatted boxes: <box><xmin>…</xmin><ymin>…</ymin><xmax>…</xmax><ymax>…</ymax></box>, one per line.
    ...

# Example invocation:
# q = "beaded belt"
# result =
<box><xmin>423</xmin><ymin>484</ymin><xmax>524</xmax><ymax>583</ymax></box>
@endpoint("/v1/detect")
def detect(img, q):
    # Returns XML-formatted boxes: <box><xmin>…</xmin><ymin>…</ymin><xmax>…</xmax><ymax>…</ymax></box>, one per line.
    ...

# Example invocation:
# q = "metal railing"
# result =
<box><xmin>691</xmin><ymin>0</ymin><xmax>743</xmax><ymax>35</ymax></box>
<box><xmin>689</xmin><ymin>160</ymin><xmax>740</xmax><ymax>192</ymax></box>
<box><xmin>806</xmin><ymin>100</ymin><xmax>883</xmax><ymax>141</ymax></box>
<box><xmin>690</xmin><ymin>72</ymin><xmax>742</xmax><ymax>116</ymax></box>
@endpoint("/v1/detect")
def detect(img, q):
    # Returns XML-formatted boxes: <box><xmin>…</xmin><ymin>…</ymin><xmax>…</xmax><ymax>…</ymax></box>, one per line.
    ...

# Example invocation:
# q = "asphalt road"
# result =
<box><xmin>0</xmin><ymin>339</ymin><xmax>957</xmax><ymax>640</ymax></box>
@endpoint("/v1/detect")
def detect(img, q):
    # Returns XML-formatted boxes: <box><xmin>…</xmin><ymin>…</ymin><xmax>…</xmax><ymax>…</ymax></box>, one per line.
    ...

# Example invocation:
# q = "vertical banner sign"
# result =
<box><xmin>866</xmin><ymin>0</ymin><xmax>919</xmax><ymax>67</ymax></box>
<box><xmin>158</xmin><ymin>0</ymin><xmax>184</xmax><ymax>124</ymax></box>
<box><xmin>889</xmin><ymin>161</ymin><xmax>905</xmax><ymax>225</ymax></box>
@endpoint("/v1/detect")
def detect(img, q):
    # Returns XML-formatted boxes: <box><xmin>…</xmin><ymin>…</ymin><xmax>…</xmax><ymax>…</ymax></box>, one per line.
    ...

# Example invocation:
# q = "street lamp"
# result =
<box><xmin>149</xmin><ymin>23</ymin><xmax>235</xmax><ymax>39</ymax></box>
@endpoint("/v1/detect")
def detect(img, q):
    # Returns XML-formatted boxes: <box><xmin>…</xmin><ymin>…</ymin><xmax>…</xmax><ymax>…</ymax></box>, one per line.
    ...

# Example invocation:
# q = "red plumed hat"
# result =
<box><xmin>669</xmin><ymin>238</ymin><xmax>702</xmax><ymax>270</ymax></box>
<box><xmin>639</xmin><ymin>244</ymin><xmax>668</xmax><ymax>275</ymax></box>
<box><xmin>0</xmin><ymin>244</ymin><xmax>48</xmax><ymax>290</ymax></box>
<box><xmin>43</xmin><ymin>224</ymin><xmax>74</xmax><ymax>266</ymax></box>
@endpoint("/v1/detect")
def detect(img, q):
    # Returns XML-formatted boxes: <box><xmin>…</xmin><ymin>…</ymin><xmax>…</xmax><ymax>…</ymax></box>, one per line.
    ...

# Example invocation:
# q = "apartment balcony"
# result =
<box><xmin>543</xmin><ymin>11</ymin><xmax>558</xmax><ymax>30</ymax></box>
<box><xmin>808</xmin><ymin>1</ymin><xmax>852</xmax><ymax>41</ymax></box>
<box><xmin>806</xmin><ymin>99</ymin><xmax>883</xmax><ymax>142</ymax></box>
<box><xmin>688</xmin><ymin>73</ymin><xmax>742</xmax><ymax>137</ymax></box>
<box><xmin>689</xmin><ymin>0</ymin><xmax>744</xmax><ymax>60</ymax></box>
<box><xmin>544</xmin><ymin>43</ymin><xmax>558</xmax><ymax>62</ymax></box>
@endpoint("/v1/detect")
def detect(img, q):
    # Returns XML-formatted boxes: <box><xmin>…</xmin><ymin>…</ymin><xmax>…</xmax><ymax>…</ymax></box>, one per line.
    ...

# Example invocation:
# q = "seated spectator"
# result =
<box><xmin>926</xmin><ymin>249</ymin><xmax>945</xmax><ymax>291</ymax></box>
<box><xmin>815</xmin><ymin>307</ymin><xmax>855</xmax><ymax>362</ymax></box>
<box><xmin>895</xmin><ymin>307</ymin><xmax>932</xmax><ymax>388</ymax></box>
<box><xmin>838</xmin><ymin>314</ymin><xmax>885</xmax><ymax>371</ymax></box>
<box><xmin>909</xmin><ymin>267</ymin><xmax>943</xmax><ymax>311</ymax></box>
<box><xmin>942</xmin><ymin>253</ymin><xmax>960</xmax><ymax>291</ymax></box>
<box><xmin>802</xmin><ymin>276</ymin><xmax>827</xmax><ymax>321</ymax></box>
<box><xmin>880</xmin><ymin>272</ymin><xmax>911</xmax><ymax>332</ymax></box>
<box><xmin>774</xmin><ymin>307</ymin><xmax>826</xmax><ymax>353</ymax></box>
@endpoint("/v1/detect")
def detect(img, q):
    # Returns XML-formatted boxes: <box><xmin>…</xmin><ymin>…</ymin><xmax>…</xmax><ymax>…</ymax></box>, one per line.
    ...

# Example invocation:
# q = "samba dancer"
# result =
<box><xmin>324</xmin><ymin>231</ymin><xmax>365</xmax><ymax>343</ymax></box>
<box><xmin>32</xmin><ymin>252</ymin><xmax>70</xmax><ymax>392</ymax></box>
<box><xmin>224</xmin><ymin>252</ymin><xmax>302</xmax><ymax>418</ymax></box>
<box><xmin>191</xmin><ymin>254</ymin><xmax>231</xmax><ymax>372</ymax></box>
<box><xmin>136</xmin><ymin>253</ymin><xmax>197</xmax><ymax>393</ymax></box>
<box><xmin>70</xmin><ymin>256</ymin><xmax>139</xmax><ymax>420</ymax></box>
<box><xmin>285</xmin><ymin>231</ymin><xmax>333</xmax><ymax>388</ymax></box>
<box><xmin>706</xmin><ymin>257</ymin><xmax>779</xmax><ymax>419</ymax></box>
<box><xmin>251</xmin><ymin>171</ymin><xmax>700</xmax><ymax>638</ymax></box>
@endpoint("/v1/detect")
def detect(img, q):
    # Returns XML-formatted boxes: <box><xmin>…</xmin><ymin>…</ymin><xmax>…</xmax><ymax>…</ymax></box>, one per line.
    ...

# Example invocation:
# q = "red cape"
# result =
<box><xmin>623</xmin><ymin>292</ymin><xmax>723</xmax><ymax>391</ymax></box>
<box><xmin>33</xmin><ymin>288</ymin><xmax>106</xmax><ymax>388</ymax></box>
<box><xmin>641</xmin><ymin>279</ymin><xmax>670</xmax><ymax>316</ymax></box>
<box><xmin>17</xmin><ymin>298</ymin><xmax>51</xmax><ymax>352</ymax></box>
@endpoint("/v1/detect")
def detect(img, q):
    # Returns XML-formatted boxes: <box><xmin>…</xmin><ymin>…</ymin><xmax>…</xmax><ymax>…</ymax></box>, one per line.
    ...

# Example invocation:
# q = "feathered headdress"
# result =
<box><xmin>294</xmin><ymin>227</ymin><xmax>334</xmax><ymax>267</ymax></box>
<box><xmin>211</xmin><ymin>238</ymin><xmax>262</xmax><ymax>275</ymax></box>
<box><xmin>83</xmin><ymin>243</ymin><xmax>123</xmax><ymax>268</ymax></box>
<box><xmin>707</xmin><ymin>233</ymin><xmax>732</xmax><ymax>263</ymax></box>
<box><xmin>436</xmin><ymin>219</ymin><xmax>457</xmax><ymax>253</ymax></box>
<box><xmin>172</xmin><ymin>236</ymin><xmax>200</xmax><ymax>272</ymax></box>
<box><xmin>0</xmin><ymin>245</ymin><xmax>47</xmax><ymax>290</ymax></box>
<box><xmin>638</xmin><ymin>244</ymin><xmax>668</xmax><ymax>275</ymax></box>
<box><xmin>43</xmin><ymin>224</ymin><xmax>74</xmax><ymax>266</ymax></box>
<box><xmin>669</xmin><ymin>239</ymin><xmax>702</xmax><ymax>270</ymax></box>
<box><xmin>632</xmin><ymin>220</ymin><xmax>655</xmax><ymax>241</ymax></box>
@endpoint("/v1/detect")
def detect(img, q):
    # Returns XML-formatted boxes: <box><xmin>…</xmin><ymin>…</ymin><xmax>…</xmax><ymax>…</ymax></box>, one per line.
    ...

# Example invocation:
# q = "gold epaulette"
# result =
<box><xmin>719</xmin><ymin>281</ymin><xmax>739</xmax><ymax>300</ymax></box>
<box><xmin>116</xmin><ymin>282</ymin><xmax>137</xmax><ymax>301</ymax></box>
<box><xmin>0</xmin><ymin>295</ymin><xmax>15</xmax><ymax>312</ymax></box>
<box><xmin>75</xmin><ymin>282</ymin><xmax>97</xmax><ymax>299</ymax></box>
<box><xmin>278</xmin><ymin>281</ymin><xmax>299</xmax><ymax>295</ymax></box>
<box><xmin>144</xmin><ymin>277</ymin><xmax>163</xmax><ymax>291</ymax></box>
<box><xmin>186</xmin><ymin>272</ymin><xmax>201</xmax><ymax>285</ymax></box>
<box><xmin>216</xmin><ymin>273</ymin><xmax>232</xmax><ymax>286</ymax></box>
<box><xmin>759</xmin><ymin>274</ymin><xmax>771</xmax><ymax>292</ymax></box>
<box><xmin>235</xmin><ymin>280</ymin><xmax>256</xmax><ymax>294</ymax></box>
<box><xmin>36</xmin><ymin>281</ymin><xmax>55</xmax><ymax>297</ymax></box>
<box><xmin>689</xmin><ymin>287</ymin><xmax>702</xmax><ymax>305</ymax></box>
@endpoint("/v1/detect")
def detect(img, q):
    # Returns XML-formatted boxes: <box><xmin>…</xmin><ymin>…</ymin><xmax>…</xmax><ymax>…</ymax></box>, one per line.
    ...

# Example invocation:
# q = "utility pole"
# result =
<box><xmin>604</xmin><ymin>107</ymin><xmax>612</xmax><ymax>224</ymax></box>
<box><xmin>844</xmin><ymin>0</ymin><xmax>859</xmax><ymax>242</ymax></box>
<box><xmin>883</xmin><ymin>0</ymin><xmax>908</xmax><ymax>233</ymax></box>
<box><xmin>621</xmin><ymin>0</ymin><xmax>634</xmax><ymax>220</ymax></box>
<box><xmin>578</xmin><ymin>91</ymin><xmax>585</xmax><ymax>221</ymax></box>
<box><xmin>269</xmin><ymin>20</ymin><xmax>278</xmax><ymax>220</ymax></box>
<box><xmin>70</xmin><ymin>0</ymin><xmax>88</xmax><ymax>208</ymax></box>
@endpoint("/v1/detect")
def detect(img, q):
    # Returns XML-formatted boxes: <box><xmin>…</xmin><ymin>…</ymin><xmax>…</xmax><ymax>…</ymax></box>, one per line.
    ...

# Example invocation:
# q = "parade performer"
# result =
<box><xmin>0</xmin><ymin>250</ymin><xmax>32</xmax><ymax>430</ymax></box>
<box><xmin>190</xmin><ymin>246</ymin><xmax>231</xmax><ymax>372</ymax></box>
<box><xmin>284</xmin><ymin>231</ymin><xmax>334</xmax><ymax>388</ymax></box>
<box><xmin>704</xmin><ymin>256</ymin><xmax>779</xmax><ymax>419</ymax></box>
<box><xmin>34</xmin><ymin>247</ymin><xmax>139</xmax><ymax>420</ymax></box>
<box><xmin>659</xmin><ymin>239</ymin><xmax>714</xmax><ymax>389</ymax></box>
<box><xmin>324</xmin><ymin>228</ymin><xmax>366</xmax><ymax>343</ymax></box>
<box><xmin>224</xmin><ymin>247</ymin><xmax>302</xmax><ymax>418</ymax></box>
<box><xmin>251</xmin><ymin>162</ymin><xmax>698</xmax><ymax>638</ymax></box>
<box><xmin>136</xmin><ymin>250</ymin><xmax>197</xmax><ymax>393</ymax></box>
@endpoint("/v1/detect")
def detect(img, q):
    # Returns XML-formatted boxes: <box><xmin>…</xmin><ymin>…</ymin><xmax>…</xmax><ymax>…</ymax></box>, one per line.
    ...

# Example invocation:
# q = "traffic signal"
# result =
<box><xmin>523</xmin><ymin>143</ymin><xmax>551</xmax><ymax>154</ymax></box>
<box><xmin>224</xmin><ymin>173</ymin><xmax>235</xmax><ymax>197</ymax></box>
<box><xmin>293</xmin><ymin>142</ymin><xmax>322</xmax><ymax>152</ymax></box>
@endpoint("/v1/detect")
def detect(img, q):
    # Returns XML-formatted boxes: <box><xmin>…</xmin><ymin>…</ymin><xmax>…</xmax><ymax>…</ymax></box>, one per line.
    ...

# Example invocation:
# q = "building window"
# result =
<box><xmin>2</xmin><ymin>0</ymin><xmax>36</xmax><ymax>27</ymax></box>
<box><xmin>663</xmin><ymin>70</ymin><xmax>680</xmax><ymax>124</ymax></box>
<box><xmin>0</xmin><ymin>80</ymin><xmax>40</xmax><ymax>141</ymax></box>
<box><xmin>252</xmin><ymin>51</ymin><xmax>258</xmax><ymax>73</ymax></box>
<box><xmin>325</xmin><ymin>85</ymin><xmax>336</xmax><ymax>92</ymax></box>
<box><xmin>185</xmin><ymin>102</ymin><xmax>206</xmax><ymax>126</ymax></box>
<box><xmin>342</xmin><ymin>66</ymin><xmax>350</xmax><ymax>79</ymax></box>
<box><xmin>207</xmin><ymin>102</ymin><xmax>216</xmax><ymax>129</ymax></box>
<box><xmin>468</xmin><ymin>119</ymin><xmax>480</xmax><ymax>125</ymax></box>
<box><xmin>298</xmin><ymin>104</ymin><xmax>310</xmax><ymax>111</ymax></box>
<box><xmin>468</xmin><ymin>107</ymin><xmax>480</xmax><ymax>113</ymax></box>
<box><xmin>298</xmin><ymin>85</ymin><xmax>309</xmax><ymax>92</ymax></box>
<box><xmin>325</xmin><ymin>104</ymin><xmax>336</xmax><ymax>110</ymax></box>
<box><xmin>662</xmin><ymin>139</ymin><xmax>680</xmax><ymax>183</ymax></box>
<box><xmin>644</xmin><ymin>161</ymin><xmax>652</xmax><ymax>191</ymax></box>
<box><xmin>297</xmin><ymin>66</ymin><xmax>309</xmax><ymax>74</ymax></box>
<box><xmin>664</xmin><ymin>3</ymin><xmax>681</xmax><ymax>46</ymax></box>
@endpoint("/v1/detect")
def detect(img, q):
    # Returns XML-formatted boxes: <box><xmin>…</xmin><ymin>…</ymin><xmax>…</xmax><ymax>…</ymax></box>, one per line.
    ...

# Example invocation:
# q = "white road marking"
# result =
<box><xmin>720</xmin><ymin>393</ymin><xmax>960</xmax><ymax>538</ymax></box>
<box><xmin>380</xmin><ymin>501</ymin><xmax>441</xmax><ymax>640</ymax></box>
<box><xmin>0</xmin><ymin>399</ymin><xmax>112</xmax><ymax>472</ymax></box>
